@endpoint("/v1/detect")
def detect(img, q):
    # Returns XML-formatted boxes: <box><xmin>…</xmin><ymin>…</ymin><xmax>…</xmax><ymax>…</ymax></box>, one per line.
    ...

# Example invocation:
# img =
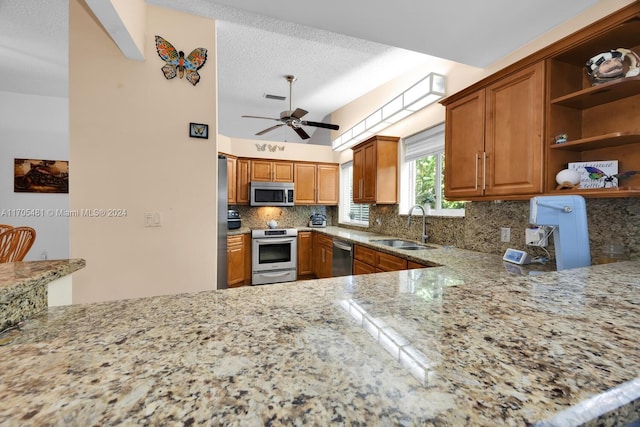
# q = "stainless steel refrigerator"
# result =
<box><xmin>217</xmin><ymin>155</ymin><xmax>228</xmax><ymax>289</ymax></box>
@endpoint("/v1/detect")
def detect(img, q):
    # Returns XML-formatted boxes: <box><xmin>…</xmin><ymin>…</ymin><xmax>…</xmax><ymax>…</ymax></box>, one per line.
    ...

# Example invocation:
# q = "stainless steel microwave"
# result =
<box><xmin>250</xmin><ymin>181</ymin><xmax>294</xmax><ymax>206</ymax></box>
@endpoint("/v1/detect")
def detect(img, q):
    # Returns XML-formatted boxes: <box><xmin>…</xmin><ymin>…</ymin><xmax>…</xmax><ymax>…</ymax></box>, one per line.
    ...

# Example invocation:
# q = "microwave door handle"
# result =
<box><xmin>254</xmin><ymin>238</ymin><xmax>296</xmax><ymax>244</ymax></box>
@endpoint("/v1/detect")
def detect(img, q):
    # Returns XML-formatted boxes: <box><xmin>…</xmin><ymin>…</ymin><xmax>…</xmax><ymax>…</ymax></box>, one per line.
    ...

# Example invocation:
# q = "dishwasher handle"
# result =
<box><xmin>333</xmin><ymin>240</ymin><xmax>353</xmax><ymax>252</ymax></box>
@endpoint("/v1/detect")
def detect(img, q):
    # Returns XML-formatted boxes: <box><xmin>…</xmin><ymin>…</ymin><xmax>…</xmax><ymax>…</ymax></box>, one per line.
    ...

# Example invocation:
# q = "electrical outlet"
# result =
<box><xmin>500</xmin><ymin>227</ymin><xmax>511</xmax><ymax>242</ymax></box>
<box><xmin>526</xmin><ymin>226</ymin><xmax>548</xmax><ymax>247</ymax></box>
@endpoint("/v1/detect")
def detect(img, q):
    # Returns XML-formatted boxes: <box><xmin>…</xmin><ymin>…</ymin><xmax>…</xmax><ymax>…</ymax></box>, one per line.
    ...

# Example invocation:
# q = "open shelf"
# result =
<box><xmin>550</xmin><ymin>132</ymin><xmax>640</xmax><ymax>151</ymax></box>
<box><xmin>547</xmin><ymin>187</ymin><xmax>640</xmax><ymax>198</ymax></box>
<box><xmin>550</xmin><ymin>76</ymin><xmax>640</xmax><ymax>109</ymax></box>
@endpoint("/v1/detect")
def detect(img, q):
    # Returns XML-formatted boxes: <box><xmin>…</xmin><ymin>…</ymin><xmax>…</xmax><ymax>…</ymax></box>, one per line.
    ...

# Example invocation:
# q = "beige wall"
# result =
<box><xmin>69</xmin><ymin>1</ymin><xmax>217</xmax><ymax>303</ymax></box>
<box><xmin>218</xmin><ymin>134</ymin><xmax>339</xmax><ymax>163</ymax></box>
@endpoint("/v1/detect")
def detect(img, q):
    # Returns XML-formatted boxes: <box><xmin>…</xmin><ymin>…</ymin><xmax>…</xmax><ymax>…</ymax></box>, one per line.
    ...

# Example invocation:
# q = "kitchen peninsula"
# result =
<box><xmin>1</xmin><ymin>236</ymin><xmax>638</xmax><ymax>425</ymax></box>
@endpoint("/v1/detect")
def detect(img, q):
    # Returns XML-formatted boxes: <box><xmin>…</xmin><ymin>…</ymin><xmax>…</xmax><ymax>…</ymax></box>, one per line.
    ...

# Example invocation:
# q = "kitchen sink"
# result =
<box><xmin>372</xmin><ymin>239</ymin><xmax>435</xmax><ymax>250</ymax></box>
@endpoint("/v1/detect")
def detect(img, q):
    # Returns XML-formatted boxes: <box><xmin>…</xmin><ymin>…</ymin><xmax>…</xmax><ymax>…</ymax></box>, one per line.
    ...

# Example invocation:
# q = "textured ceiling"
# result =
<box><xmin>0</xmin><ymin>0</ymin><xmax>601</xmax><ymax>145</ymax></box>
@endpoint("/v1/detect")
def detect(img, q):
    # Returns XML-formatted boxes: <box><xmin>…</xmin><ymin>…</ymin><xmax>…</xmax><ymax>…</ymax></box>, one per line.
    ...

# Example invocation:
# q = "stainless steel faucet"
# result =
<box><xmin>407</xmin><ymin>205</ymin><xmax>428</xmax><ymax>243</ymax></box>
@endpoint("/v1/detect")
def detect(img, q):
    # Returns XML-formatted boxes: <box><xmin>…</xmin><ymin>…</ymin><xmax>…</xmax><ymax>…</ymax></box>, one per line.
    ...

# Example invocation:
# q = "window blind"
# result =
<box><xmin>340</xmin><ymin>161</ymin><xmax>369</xmax><ymax>223</ymax></box>
<box><xmin>404</xmin><ymin>123</ymin><xmax>445</xmax><ymax>162</ymax></box>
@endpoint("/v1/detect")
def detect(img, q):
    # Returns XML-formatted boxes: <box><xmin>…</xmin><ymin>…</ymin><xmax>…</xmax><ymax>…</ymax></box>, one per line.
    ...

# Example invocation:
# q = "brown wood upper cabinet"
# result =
<box><xmin>235</xmin><ymin>158</ymin><xmax>251</xmax><ymax>205</ymax></box>
<box><xmin>294</xmin><ymin>162</ymin><xmax>339</xmax><ymax>205</ymax></box>
<box><xmin>444</xmin><ymin>62</ymin><xmax>544</xmax><ymax>200</ymax></box>
<box><xmin>443</xmin><ymin>3</ymin><xmax>640</xmax><ymax>200</ymax></box>
<box><xmin>250</xmin><ymin>160</ymin><xmax>294</xmax><ymax>182</ymax></box>
<box><xmin>544</xmin><ymin>6</ymin><xmax>640</xmax><ymax>197</ymax></box>
<box><xmin>226</xmin><ymin>156</ymin><xmax>237</xmax><ymax>204</ymax></box>
<box><xmin>352</xmin><ymin>135</ymin><xmax>399</xmax><ymax>204</ymax></box>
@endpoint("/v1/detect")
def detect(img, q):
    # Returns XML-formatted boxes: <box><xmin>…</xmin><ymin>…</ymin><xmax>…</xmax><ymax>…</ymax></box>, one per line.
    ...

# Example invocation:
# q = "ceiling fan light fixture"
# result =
<box><xmin>241</xmin><ymin>75</ymin><xmax>339</xmax><ymax>140</ymax></box>
<box><xmin>332</xmin><ymin>72</ymin><xmax>446</xmax><ymax>152</ymax></box>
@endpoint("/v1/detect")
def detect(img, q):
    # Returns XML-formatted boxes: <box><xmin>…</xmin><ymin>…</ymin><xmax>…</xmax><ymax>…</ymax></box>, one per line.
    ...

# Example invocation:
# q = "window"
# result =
<box><xmin>340</xmin><ymin>161</ymin><xmax>369</xmax><ymax>226</ymax></box>
<box><xmin>401</xmin><ymin>123</ymin><xmax>465</xmax><ymax>216</ymax></box>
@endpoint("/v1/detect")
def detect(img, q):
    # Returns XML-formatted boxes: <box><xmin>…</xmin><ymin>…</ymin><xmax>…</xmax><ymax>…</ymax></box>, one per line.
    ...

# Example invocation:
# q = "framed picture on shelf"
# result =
<box><xmin>189</xmin><ymin>122</ymin><xmax>208</xmax><ymax>139</ymax></box>
<box><xmin>568</xmin><ymin>160</ymin><xmax>618</xmax><ymax>189</ymax></box>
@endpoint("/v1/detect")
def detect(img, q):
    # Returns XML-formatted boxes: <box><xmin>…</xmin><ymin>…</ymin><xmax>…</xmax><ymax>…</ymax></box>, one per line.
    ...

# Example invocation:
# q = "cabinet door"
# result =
<box><xmin>485</xmin><ymin>62</ymin><xmax>544</xmax><ymax>196</ymax></box>
<box><xmin>352</xmin><ymin>146</ymin><xmax>365</xmax><ymax>203</ymax></box>
<box><xmin>362</xmin><ymin>142</ymin><xmax>377</xmax><ymax>202</ymax></box>
<box><xmin>353</xmin><ymin>259</ymin><xmax>376</xmax><ymax>275</ymax></box>
<box><xmin>294</xmin><ymin>163</ymin><xmax>317</xmax><ymax>204</ymax></box>
<box><xmin>297</xmin><ymin>231</ymin><xmax>313</xmax><ymax>278</ymax></box>
<box><xmin>227</xmin><ymin>235</ymin><xmax>245</xmax><ymax>287</ymax></box>
<box><xmin>250</xmin><ymin>160</ymin><xmax>273</xmax><ymax>181</ymax></box>
<box><xmin>273</xmin><ymin>161</ymin><xmax>294</xmax><ymax>182</ymax></box>
<box><xmin>317</xmin><ymin>164</ymin><xmax>339</xmax><ymax>205</ymax></box>
<box><xmin>236</xmin><ymin>159</ymin><xmax>251</xmax><ymax>205</ymax></box>
<box><xmin>227</xmin><ymin>157</ymin><xmax>236</xmax><ymax>204</ymax></box>
<box><xmin>445</xmin><ymin>90</ymin><xmax>485</xmax><ymax>199</ymax></box>
<box><xmin>375</xmin><ymin>251</ymin><xmax>407</xmax><ymax>272</ymax></box>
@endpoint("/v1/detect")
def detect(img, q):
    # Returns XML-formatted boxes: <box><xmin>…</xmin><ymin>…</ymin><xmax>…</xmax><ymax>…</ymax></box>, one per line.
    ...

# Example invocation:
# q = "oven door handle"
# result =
<box><xmin>254</xmin><ymin>238</ymin><xmax>296</xmax><ymax>244</ymax></box>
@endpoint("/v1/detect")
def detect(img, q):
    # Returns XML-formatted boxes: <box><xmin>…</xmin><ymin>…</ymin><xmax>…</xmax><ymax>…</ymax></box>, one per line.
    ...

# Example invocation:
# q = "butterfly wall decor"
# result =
<box><xmin>155</xmin><ymin>35</ymin><xmax>207</xmax><ymax>86</ymax></box>
<box><xmin>585</xmin><ymin>166</ymin><xmax>639</xmax><ymax>188</ymax></box>
<box><xmin>255</xmin><ymin>144</ymin><xmax>285</xmax><ymax>152</ymax></box>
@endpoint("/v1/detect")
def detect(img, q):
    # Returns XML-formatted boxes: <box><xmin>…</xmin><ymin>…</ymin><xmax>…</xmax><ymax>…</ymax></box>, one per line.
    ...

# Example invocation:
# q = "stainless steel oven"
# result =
<box><xmin>251</xmin><ymin>228</ymin><xmax>297</xmax><ymax>285</ymax></box>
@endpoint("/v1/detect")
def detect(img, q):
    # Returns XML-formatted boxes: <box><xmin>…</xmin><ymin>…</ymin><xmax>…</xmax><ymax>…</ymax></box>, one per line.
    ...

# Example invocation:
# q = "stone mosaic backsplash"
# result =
<box><xmin>332</xmin><ymin>198</ymin><xmax>640</xmax><ymax>261</ymax></box>
<box><xmin>232</xmin><ymin>198</ymin><xmax>639</xmax><ymax>261</ymax></box>
<box><xmin>229</xmin><ymin>205</ymin><xmax>331</xmax><ymax>229</ymax></box>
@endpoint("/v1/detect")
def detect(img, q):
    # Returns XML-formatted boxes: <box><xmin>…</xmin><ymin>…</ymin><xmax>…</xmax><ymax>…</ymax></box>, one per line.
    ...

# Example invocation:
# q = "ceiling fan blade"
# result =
<box><xmin>293</xmin><ymin>126</ymin><xmax>310</xmax><ymax>140</ymax></box>
<box><xmin>256</xmin><ymin>124</ymin><xmax>284</xmax><ymax>136</ymax></box>
<box><xmin>291</xmin><ymin>108</ymin><xmax>308</xmax><ymax>119</ymax></box>
<box><xmin>301</xmin><ymin>121</ymin><xmax>340</xmax><ymax>131</ymax></box>
<box><xmin>242</xmin><ymin>115</ymin><xmax>281</xmax><ymax>122</ymax></box>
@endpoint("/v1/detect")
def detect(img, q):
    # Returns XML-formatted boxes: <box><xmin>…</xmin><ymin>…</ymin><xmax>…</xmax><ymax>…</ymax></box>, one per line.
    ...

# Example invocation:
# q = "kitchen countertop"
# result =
<box><xmin>1</xmin><ymin>231</ymin><xmax>638</xmax><ymax>425</ymax></box>
<box><xmin>0</xmin><ymin>259</ymin><xmax>86</xmax><ymax>332</ymax></box>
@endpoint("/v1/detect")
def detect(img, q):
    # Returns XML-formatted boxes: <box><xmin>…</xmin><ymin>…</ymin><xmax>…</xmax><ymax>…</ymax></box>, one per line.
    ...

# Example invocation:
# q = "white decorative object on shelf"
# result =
<box><xmin>555</xmin><ymin>169</ymin><xmax>581</xmax><ymax>190</ymax></box>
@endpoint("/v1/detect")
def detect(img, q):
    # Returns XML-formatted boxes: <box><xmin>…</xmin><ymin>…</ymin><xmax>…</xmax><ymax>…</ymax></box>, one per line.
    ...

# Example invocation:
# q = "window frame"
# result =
<box><xmin>400</xmin><ymin>124</ymin><xmax>465</xmax><ymax>217</ymax></box>
<box><xmin>339</xmin><ymin>161</ymin><xmax>369</xmax><ymax>227</ymax></box>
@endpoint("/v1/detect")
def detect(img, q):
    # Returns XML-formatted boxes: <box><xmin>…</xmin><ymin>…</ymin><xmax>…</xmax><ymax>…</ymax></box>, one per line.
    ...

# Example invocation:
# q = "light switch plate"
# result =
<box><xmin>144</xmin><ymin>211</ymin><xmax>162</xmax><ymax>227</ymax></box>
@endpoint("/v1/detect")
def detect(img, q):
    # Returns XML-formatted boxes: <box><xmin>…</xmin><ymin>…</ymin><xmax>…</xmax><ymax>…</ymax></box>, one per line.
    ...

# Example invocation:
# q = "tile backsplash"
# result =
<box><xmin>333</xmin><ymin>198</ymin><xmax>640</xmax><ymax>261</ymax></box>
<box><xmin>232</xmin><ymin>198</ymin><xmax>639</xmax><ymax>261</ymax></box>
<box><xmin>230</xmin><ymin>205</ymin><xmax>331</xmax><ymax>229</ymax></box>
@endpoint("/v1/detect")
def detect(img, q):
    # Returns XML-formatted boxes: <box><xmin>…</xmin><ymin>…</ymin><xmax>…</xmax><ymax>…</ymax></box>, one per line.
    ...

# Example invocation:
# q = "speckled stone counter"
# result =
<box><xmin>1</xmin><ymin>257</ymin><xmax>638</xmax><ymax>425</ymax></box>
<box><xmin>0</xmin><ymin>259</ymin><xmax>86</xmax><ymax>332</ymax></box>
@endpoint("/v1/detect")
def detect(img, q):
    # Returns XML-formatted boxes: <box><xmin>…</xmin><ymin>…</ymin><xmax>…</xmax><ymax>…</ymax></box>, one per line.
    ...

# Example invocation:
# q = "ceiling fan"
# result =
<box><xmin>241</xmin><ymin>75</ymin><xmax>340</xmax><ymax>140</ymax></box>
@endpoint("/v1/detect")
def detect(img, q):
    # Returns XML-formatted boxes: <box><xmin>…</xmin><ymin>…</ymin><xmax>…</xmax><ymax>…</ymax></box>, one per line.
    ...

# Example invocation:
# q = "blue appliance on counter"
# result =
<box><xmin>529</xmin><ymin>195</ymin><xmax>591</xmax><ymax>270</ymax></box>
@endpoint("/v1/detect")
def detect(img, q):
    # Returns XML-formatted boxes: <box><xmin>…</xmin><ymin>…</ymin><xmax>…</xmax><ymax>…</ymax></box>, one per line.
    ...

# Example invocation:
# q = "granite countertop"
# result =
<box><xmin>1</xmin><ymin>251</ymin><xmax>638</xmax><ymax>425</ymax></box>
<box><xmin>0</xmin><ymin>259</ymin><xmax>86</xmax><ymax>332</ymax></box>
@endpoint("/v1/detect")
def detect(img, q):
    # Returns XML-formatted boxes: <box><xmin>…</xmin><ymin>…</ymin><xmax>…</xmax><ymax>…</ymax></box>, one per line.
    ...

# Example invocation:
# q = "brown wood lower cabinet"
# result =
<box><xmin>228</xmin><ymin>234</ymin><xmax>251</xmax><ymax>287</ymax></box>
<box><xmin>314</xmin><ymin>233</ymin><xmax>333</xmax><ymax>279</ymax></box>
<box><xmin>408</xmin><ymin>260</ymin><xmax>431</xmax><ymax>270</ymax></box>
<box><xmin>353</xmin><ymin>244</ymin><xmax>435</xmax><ymax>275</ymax></box>
<box><xmin>297</xmin><ymin>231</ymin><xmax>314</xmax><ymax>279</ymax></box>
<box><xmin>353</xmin><ymin>259</ymin><xmax>376</xmax><ymax>275</ymax></box>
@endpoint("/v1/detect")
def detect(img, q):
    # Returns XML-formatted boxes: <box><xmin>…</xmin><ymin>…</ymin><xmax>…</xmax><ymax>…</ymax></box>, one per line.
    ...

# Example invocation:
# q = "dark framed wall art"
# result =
<box><xmin>14</xmin><ymin>158</ymin><xmax>69</xmax><ymax>193</ymax></box>
<box><xmin>189</xmin><ymin>122</ymin><xmax>208</xmax><ymax>139</ymax></box>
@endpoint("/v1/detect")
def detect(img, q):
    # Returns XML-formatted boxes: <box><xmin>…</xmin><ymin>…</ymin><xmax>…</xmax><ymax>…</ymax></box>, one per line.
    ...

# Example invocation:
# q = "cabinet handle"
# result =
<box><xmin>322</xmin><ymin>248</ymin><xmax>325</xmax><ymax>263</ymax></box>
<box><xmin>482</xmin><ymin>152</ymin><xmax>487</xmax><ymax>191</ymax></box>
<box><xmin>475</xmin><ymin>152</ymin><xmax>480</xmax><ymax>191</ymax></box>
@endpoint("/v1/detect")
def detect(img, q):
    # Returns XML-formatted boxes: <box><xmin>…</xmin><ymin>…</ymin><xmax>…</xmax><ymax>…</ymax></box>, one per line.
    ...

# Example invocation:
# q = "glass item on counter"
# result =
<box><xmin>595</xmin><ymin>241</ymin><xmax>629</xmax><ymax>264</ymax></box>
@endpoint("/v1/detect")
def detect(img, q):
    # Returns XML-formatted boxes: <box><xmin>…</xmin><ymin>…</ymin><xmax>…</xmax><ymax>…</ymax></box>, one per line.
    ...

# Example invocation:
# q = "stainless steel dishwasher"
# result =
<box><xmin>332</xmin><ymin>239</ymin><xmax>353</xmax><ymax>277</ymax></box>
